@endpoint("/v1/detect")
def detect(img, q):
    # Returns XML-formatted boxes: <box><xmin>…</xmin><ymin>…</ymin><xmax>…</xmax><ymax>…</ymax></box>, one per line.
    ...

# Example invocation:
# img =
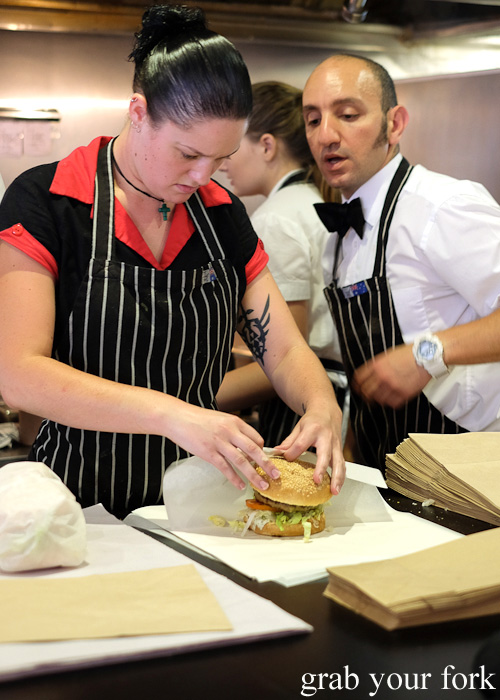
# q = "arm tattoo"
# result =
<box><xmin>238</xmin><ymin>295</ymin><xmax>270</xmax><ymax>365</ymax></box>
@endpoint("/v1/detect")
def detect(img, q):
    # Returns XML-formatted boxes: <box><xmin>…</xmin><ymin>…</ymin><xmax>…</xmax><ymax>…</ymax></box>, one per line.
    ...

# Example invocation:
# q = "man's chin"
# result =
<box><xmin>320</xmin><ymin>170</ymin><xmax>349</xmax><ymax>196</ymax></box>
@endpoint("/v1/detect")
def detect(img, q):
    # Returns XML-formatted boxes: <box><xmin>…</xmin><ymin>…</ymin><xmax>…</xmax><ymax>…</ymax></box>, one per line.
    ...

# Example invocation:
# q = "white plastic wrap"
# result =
<box><xmin>0</xmin><ymin>461</ymin><xmax>87</xmax><ymax>572</ymax></box>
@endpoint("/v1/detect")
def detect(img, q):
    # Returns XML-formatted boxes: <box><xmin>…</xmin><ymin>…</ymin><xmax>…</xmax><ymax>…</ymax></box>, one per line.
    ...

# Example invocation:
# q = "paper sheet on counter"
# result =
<box><xmin>0</xmin><ymin>565</ymin><xmax>232</xmax><ymax>643</ymax></box>
<box><xmin>0</xmin><ymin>505</ymin><xmax>311</xmax><ymax>682</ymax></box>
<box><xmin>128</xmin><ymin>456</ymin><xmax>463</xmax><ymax>587</ymax></box>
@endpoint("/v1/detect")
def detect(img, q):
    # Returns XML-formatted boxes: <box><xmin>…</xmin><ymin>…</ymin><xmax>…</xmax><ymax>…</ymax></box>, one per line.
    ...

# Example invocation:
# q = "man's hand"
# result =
<box><xmin>352</xmin><ymin>345</ymin><xmax>431</xmax><ymax>408</ymax></box>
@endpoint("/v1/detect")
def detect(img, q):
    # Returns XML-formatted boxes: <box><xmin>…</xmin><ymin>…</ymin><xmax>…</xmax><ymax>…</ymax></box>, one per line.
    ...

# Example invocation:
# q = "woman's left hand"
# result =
<box><xmin>275</xmin><ymin>402</ymin><xmax>345</xmax><ymax>496</ymax></box>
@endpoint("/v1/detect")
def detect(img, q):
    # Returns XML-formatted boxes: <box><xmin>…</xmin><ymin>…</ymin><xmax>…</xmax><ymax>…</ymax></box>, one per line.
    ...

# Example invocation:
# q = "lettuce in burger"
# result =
<box><xmin>243</xmin><ymin>456</ymin><xmax>332</xmax><ymax>539</ymax></box>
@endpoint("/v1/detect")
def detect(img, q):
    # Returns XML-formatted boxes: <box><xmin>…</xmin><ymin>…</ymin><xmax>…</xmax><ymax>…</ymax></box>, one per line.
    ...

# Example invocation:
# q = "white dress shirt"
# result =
<box><xmin>323</xmin><ymin>154</ymin><xmax>500</xmax><ymax>431</ymax></box>
<box><xmin>252</xmin><ymin>171</ymin><xmax>343</xmax><ymax>369</ymax></box>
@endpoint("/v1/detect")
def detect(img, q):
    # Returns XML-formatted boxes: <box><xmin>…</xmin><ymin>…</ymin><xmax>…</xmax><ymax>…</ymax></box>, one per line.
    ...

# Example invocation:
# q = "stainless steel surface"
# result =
<box><xmin>1</xmin><ymin>0</ymin><xmax>499</xmax><ymax>41</ymax></box>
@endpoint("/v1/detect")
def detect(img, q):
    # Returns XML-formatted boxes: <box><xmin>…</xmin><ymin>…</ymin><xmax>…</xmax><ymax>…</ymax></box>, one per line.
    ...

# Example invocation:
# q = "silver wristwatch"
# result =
<box><xmin>412</xmin><ymin>333</ymin><xmax>449</xmax><ymax>379</ymax></box>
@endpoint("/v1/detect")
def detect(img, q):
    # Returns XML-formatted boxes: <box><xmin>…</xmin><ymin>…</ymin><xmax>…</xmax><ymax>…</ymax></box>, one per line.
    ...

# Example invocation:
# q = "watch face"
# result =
<box><xmin>419</xmin><ymin>340</ymin><xmax>437</xmax><ymax>360</ymax></box>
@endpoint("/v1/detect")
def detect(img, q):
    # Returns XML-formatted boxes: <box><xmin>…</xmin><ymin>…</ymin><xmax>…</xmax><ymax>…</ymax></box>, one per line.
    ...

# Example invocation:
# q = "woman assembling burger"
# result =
<box><xmin>0</xmin><ymin>4</ymin><xmax>345</xmax><ymax>519</ymax></box>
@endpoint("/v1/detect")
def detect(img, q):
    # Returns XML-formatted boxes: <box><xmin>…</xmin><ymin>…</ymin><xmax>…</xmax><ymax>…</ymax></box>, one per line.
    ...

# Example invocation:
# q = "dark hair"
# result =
<box><xmin>246</xmin><ymin>81</ymin><xmax>314</xmax><ymax>169</ymax></box>
<box><xmin>361</xmin><ymin>56</ymin><xmax>398</xmax><ymax>113</ymax></box>
<box><xmin>129</xmin><ymin>4</ymin><xmax>252</xmax><ymax>127</ymax></box>
<box><xmin>333</xmin><ymin>53</ymin><xmax>398</xmax><ymax>114</ymax></box>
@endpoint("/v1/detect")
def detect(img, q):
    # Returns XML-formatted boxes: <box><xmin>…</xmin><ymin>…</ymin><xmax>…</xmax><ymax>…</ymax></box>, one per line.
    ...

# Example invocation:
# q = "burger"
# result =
<box><xmin>243</xmin><ymin>456</ymin><xmax>332</xmax><ymax>538</ymax></box>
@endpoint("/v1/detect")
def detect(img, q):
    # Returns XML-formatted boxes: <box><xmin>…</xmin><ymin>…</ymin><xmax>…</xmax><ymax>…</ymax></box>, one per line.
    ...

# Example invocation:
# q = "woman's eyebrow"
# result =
<box><xmin>178</xmin><ymin>143</ymin><xmax>240</xmax><ymax>159</ymax></box>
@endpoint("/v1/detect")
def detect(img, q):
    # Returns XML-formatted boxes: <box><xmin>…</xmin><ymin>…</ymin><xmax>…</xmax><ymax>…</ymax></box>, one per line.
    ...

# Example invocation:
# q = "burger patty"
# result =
<box><xmin>254</xmin><ymin>492</ymin><xmax>316</xmax><ymax>514</ymax></box>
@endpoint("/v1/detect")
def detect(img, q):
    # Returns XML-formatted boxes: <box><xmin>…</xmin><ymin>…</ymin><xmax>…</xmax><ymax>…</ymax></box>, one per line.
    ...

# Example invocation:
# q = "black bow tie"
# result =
<box><xmin>314</xmin><ymin>198</ymin><xmax>365</xmax><ymax>238</ymax></box>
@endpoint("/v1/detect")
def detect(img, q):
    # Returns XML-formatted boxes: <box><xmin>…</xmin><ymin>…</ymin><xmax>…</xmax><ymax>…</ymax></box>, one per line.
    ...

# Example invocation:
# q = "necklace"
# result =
<box><xmin>111</xmin><ymin>145</ymin><xmax>171</xmax><ymax>221</ymax></box>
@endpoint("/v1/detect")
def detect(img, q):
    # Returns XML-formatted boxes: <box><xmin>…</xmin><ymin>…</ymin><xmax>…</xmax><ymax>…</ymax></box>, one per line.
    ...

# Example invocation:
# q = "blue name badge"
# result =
<box><xmin>342</xmin><ymin>280</ymin><xmax>368</xmax><ymax>299</ymax></box>
<box><xmin>202</xmin><ymin>266</ymin><xmax>217</xmax><ymax>283</ymax></box>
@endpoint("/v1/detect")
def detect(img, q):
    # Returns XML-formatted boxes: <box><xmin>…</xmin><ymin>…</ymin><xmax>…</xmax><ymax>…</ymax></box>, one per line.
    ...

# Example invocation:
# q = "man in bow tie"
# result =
<box><xmin>302</xmin><ymin>53</ymin><xmax>500</xmax><ymax>470</ymax></box>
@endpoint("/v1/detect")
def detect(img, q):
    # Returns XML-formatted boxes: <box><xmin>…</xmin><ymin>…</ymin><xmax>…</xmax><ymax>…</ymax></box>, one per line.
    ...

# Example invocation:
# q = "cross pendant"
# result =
<box><xmin>158</xmin><ymin>202</ymin><xmax>171</xmax><ymax>221</ymax></box>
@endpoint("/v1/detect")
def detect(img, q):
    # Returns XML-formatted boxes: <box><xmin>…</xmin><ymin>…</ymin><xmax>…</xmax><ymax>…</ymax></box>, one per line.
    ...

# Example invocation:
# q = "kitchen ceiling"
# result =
<box><xmin>201</xmin><ymin>0</ymin><xmax>500</xmax><ymax>30</ymax></box>
<box><xmin>1</xmin><ymin>0</ymin><xmax>500</xmax><ymax>44</ymax></box>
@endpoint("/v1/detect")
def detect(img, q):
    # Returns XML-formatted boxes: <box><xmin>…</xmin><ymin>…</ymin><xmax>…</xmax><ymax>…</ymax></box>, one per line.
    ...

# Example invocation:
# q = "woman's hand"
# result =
<box><xmin>275</xmin><ymin>401</ymin><xmax>345</xmax><ymax>496</ymax></box>
<box><xmin>164</xmin><ymin>402</ymin><xmax>281</xmax><ymax>492</ymax></box>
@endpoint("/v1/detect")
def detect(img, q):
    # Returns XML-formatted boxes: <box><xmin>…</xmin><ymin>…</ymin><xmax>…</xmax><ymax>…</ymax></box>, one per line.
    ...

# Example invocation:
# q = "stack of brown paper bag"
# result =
<box><xmin>324</xmin><ymin>527</ymin><xmax>500</xmax><ymax>630</ymax></box>
<box><xmin>385</xmin><ymin>432</ymin><xmax>500</xmax><ymax>526</ymax></box>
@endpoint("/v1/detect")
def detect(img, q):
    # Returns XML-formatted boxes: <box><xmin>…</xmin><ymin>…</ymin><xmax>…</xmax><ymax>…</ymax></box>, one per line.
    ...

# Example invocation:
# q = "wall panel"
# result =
<box><xmin>0</xmin><ymin>30</ymin><xmax>498</xmax><ymax>202</ymax></box>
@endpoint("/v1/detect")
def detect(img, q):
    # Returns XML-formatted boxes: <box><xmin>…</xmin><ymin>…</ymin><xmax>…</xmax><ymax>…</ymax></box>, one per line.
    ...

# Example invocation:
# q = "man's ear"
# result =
<box><xmin>387</xmin><ymin>105</ymin><xmax>409</xmax><ymax>147</ymax></box>
<box><xmin>259</xmin><ymin>133</ymin><xmax>277</xmax><ymax>161</ymax></box>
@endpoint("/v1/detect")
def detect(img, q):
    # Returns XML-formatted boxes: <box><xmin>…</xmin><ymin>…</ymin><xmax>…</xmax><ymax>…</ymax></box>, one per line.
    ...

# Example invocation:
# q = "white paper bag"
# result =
<box><xmin>0</xmin><ymin>461</ymin><xmax>87</xmax><ymax>572</ymax></box>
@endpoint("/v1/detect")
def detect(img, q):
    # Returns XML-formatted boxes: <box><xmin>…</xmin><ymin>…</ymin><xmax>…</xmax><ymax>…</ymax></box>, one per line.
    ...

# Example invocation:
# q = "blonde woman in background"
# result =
<box><xmin>217</xmin><ymin>81</ymin><xmax>349</xmax><ymax>448</ymax></box>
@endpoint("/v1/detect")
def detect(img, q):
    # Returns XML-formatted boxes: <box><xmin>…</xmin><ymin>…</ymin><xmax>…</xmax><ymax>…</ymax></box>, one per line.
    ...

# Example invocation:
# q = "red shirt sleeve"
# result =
<box><xmin>0</xmin><ymin>223</ymin><xmax>58</xmax><ymax>279</ymax></box>
<box><xmin>245</xmin><ymin>238</ymin><xmax>269</xmax><ymax>284</ymax></box>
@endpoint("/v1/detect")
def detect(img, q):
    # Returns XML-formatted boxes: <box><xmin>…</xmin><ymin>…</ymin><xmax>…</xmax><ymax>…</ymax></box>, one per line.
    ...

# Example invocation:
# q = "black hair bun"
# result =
<box><xmin>130</xmin><ymin>4</ymin><xmax>208</xmax><ymax>66</ymax></box>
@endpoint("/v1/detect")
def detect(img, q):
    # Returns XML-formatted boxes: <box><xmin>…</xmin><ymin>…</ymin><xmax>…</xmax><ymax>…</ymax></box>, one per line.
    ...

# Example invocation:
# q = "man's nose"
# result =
<box><xmin>318</xmin><ymin>114</ymin><xmax>341</xmax><ymax>146</ymax></box>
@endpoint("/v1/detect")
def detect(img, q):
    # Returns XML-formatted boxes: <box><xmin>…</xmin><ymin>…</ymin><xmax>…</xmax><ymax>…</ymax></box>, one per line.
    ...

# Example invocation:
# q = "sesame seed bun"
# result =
<box><xmin>254</xmin><ymin>457</ymin><xmax>332</xmax><ymax>508</ymax></box>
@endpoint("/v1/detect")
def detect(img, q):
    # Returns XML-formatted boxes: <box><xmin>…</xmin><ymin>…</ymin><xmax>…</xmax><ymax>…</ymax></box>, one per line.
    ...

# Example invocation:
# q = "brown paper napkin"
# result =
<box><xmin>0</xmin><ymin>565</ymin><xmax>232</xmax><ymax>643</ymax></box>
<box><xmin>386</xmin><ymin>432</ymin><xmax>500</xmax><ymax>525</ymax></box>
<box><xmin>324</xmin><ymin>526</ymin><xmax>500</xmax><ymax>630</ymax></box>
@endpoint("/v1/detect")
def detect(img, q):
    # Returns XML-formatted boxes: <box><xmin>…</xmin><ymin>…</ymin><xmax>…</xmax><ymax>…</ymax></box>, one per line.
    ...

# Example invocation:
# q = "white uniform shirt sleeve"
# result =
<box><xmin>252</xmin><ymin>208</ymin><xmax>311</xmax><ymax>303</ymax></box>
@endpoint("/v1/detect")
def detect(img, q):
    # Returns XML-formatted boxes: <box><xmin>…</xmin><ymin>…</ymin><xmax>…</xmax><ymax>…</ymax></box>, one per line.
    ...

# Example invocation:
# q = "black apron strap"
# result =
<box><xmin>373</xmin><ymin>157</ymin><xmax>413</xmax><ymax>276</ymax></box>
<box><xmin>93</xmin><ymin>139</ymin><xmax>116</xmax><ymax>261</ymax></box>
<box><xmin>184</xmin><ymin>190</ymin><xmax>226</xmax><ymax>261</ymax></box>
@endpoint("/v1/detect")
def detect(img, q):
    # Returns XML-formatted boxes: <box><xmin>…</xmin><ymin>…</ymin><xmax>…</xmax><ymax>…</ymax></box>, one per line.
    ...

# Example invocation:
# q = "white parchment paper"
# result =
<box><xmin>128</xmin><ymin>455</ymin><xmax>463</xmax><ymax>587</ymax></box>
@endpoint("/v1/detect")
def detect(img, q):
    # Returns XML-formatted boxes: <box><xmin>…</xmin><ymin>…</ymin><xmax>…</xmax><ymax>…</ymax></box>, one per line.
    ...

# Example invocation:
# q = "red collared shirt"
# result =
<box><xmin>0</xmin><ymin>136</ymin><xmax>268</xmax><ymax>283</ymax></box>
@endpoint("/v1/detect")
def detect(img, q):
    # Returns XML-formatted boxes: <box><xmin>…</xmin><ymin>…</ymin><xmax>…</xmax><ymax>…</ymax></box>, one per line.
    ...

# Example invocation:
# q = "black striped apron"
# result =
<box><xmin>258</xmin><ymin>170</ymin><xmax>347</xmax><ymax>447</ymax></box>
<box><xmin>31</xmin><ymin>140</ymin><xmax>240</xmax><ymax>517</ymax></box>
<box><xmin>324</xmin><ymin>158</ymin><xmax>466</xmax><ymax>471</ymax></box>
